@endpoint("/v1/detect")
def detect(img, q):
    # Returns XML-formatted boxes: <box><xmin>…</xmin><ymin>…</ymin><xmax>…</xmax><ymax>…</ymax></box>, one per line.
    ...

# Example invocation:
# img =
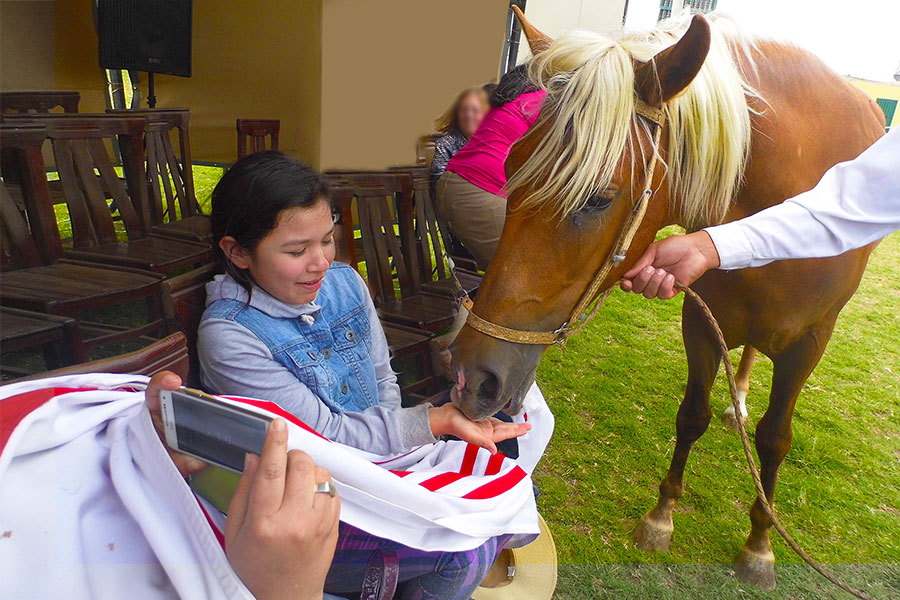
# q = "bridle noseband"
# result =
<box><xmin>463</xmin><ymin>98</ymin><xmax>667</xmax><ymax>346</ymax></box>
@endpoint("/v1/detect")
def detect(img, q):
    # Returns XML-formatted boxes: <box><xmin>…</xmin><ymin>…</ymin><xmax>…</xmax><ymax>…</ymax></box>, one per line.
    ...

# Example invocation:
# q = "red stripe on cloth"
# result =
<box><xmin>390</xmin><ymin>470</ymin><xmax>413</xmax><ymax>477</ymax></box>
<box><xmin>484</xmin><ymin>452</ymin><xmax>506</xmax><ymax>476</ymax></box>
<box><xmin>419</xmin><ymin>471</ymin><xmax>467</xmax><ymax>491</ymax></box>
<box><xmin>463</xmin><ymin>466</ymin><xmax>528</xmax><ymax>500</ymax></box>
<box><xmin>460</xmin><ymin>444</ymin><xmax>479</xmax><ymax>476</ymax></box>
<box><xmin>372</xmin><ymin>448</ymin><xmax>418</xmax><ymax>465</ymax></box>
<box><xmin>195</xmin><ymin>495</ymin><xmax>226</xmax><ymax>550</ymax></box>
<box><xmin>226</xmin><ymin>397</ymin><xmax>329</xmax><ymax>441</ymax></box>
<box><xmin>0</xmin><ymin>387</ymin><xmax>98</xmax><ymax>455</ymax></box>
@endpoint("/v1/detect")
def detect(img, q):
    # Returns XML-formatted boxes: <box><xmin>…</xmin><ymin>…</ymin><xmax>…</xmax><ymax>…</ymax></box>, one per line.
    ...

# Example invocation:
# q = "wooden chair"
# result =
<box><xmin>405</xmin><ymin>166</ymin><xmax>481</xmax><ymax>299</ymax></box>
<box><xmin>415</xmin><ymin>133</ymin><xmax>442</xmax><ymax>167</ymax></box>
<box><xmin>3</xmin><ymin>114</ymin><xmax>211</xmax><ymax>275</ymax></box>
<box><xmin>381</xmin><ymin>321</ymin><xmax>437</xmax><ymax>400</ymax></box>
<box><xmin>354</xmin><ymin>179</ymin><xmax>457</xmax><ymax>332</ymax></box>
<box><xmin>0</xmin><ymin>123</ymin><xmax>167</xmax><ymax>359</ymax></box>
<box><xmin>161</xmin><ymin>263</ymin><xmax>218</xmax><ymax>387</ymax></box>
<box><xmin>324</xmin><ymin>170</ymin><xmax>417</xmax><ymax>283</ymax></box>
<box><xmin>236</xmin><ymin>119</ymin><xmax>280</xmax><ymax>159</ymax></box>
<box><xmin>13</xmin><ymin>332</ymin><xmax>190</xmax><ymax>384</ymax></box>
<box><xmin>330</xmin><ymin>183</ymin><xmax>358</xmax><ymax>268</ymax></box>
<box><xmin>0</xmin><ymin>307</ymin><xmax>85</xmax><ymax>378</ymax></box>
<box><xmin>109</xmin><ymin>108</ymin><xmax>210</xmax><ymax>243</ymax></box>
<box><xmin>1</xmin><ymin>91</ymin><xmax>80</xmax><ymax>114</ymax></box>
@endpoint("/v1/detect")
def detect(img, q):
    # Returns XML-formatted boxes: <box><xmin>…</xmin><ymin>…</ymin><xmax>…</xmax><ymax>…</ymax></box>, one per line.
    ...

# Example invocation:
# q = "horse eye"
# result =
<box><xmin>582</xmin><ymin>191</ymin><xmax>615</xmax><ymax>213</ymax></box>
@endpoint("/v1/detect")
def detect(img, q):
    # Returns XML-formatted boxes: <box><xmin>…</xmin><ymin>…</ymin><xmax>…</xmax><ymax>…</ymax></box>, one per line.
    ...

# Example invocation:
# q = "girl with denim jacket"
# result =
<box><xmin>198</xmin><ymin>151</ymin><xmax>528</xmax><ymax>599</ymax></box>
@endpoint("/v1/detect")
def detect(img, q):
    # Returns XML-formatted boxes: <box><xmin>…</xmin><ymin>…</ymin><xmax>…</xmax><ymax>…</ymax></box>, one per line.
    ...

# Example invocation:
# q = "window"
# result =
<box><xmin>875</xmin><ymin>98</ymin><xmax>897</xmax><ymax>131</ymax></box>
<box><xmin>658</xmin><ymin>0</ymin><xmax>674</xmax><ymax>21</ymax></box>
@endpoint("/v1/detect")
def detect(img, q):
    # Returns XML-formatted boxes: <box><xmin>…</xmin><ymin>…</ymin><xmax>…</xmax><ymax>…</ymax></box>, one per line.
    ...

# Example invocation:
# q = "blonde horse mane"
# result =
<box><xmin>507</xmin><ymin>14</ymin><xmax>763</xmax><ymax>229</ymax></box>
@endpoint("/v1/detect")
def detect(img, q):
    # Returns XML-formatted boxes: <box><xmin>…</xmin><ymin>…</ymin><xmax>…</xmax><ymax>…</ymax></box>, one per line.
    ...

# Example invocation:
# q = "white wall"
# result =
<box><xmin>514</xmin><ymin>0</ymin><xmax>628</xmax><ymax>64</ymax></box>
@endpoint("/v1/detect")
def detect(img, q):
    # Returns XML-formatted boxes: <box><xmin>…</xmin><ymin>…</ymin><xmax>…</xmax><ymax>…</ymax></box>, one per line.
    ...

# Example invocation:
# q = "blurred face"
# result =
<box><xmin>457</xmin><ymin>92</ymin><xmax>488</xmax><ymax>138</ymax></box>
<box><xmin>222</xmin><ymin>199</ymin><xmax>336</xmax><ymax>305</ymax></box>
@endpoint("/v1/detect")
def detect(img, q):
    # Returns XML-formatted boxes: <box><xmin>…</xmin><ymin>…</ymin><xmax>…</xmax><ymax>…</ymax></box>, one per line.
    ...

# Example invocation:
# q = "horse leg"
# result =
<box><xmin>734</xmin><ymin>331</ymin><xmax>828</xmax><ymax>590</ymax></box>
<box><xmin>633</xmin><ymin>300</ymin><xmax>720</xmax><ymax>552</ymax></box>
<box><xmin>722</xmin><ymin>345</ymin><xmax>757</xmax><ymax>431</ymax></box>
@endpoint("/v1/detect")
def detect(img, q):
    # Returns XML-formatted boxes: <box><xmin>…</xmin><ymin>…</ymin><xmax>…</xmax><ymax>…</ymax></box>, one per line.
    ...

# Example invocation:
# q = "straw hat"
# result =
<box><xmin>473</xmin><ymin>513</ymin><xmax>558</xmax><ymax>600</ymax></box>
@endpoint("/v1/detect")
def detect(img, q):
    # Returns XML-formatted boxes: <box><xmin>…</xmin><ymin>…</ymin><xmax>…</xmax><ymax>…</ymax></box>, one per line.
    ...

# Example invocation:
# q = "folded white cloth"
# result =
<box><xmin>0</xmin><ymin>373</ymin><xmax>553</xmax><ymax>600</ymax></box>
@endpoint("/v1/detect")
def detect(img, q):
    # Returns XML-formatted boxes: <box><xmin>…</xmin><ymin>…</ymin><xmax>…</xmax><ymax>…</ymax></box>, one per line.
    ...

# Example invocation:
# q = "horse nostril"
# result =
<box><xmin>478</xmin><ymin>370</ymin><xmax>500</xmax><ymax>405</ymax></box>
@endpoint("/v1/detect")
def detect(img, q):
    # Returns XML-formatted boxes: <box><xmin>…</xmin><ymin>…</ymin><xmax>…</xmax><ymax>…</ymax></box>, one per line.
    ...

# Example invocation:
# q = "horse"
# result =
<box><xmin>449</xmin><ymin>11</ymin><xmax>885</xmax><ymax>590</ymax></box>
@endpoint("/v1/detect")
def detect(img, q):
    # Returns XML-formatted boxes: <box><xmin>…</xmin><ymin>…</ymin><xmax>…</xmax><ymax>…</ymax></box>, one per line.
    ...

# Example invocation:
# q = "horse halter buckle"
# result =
<box><xmin>463</xmin><ymin>98</ymin><xmax>667</xmax><ymax>346</ymax></box>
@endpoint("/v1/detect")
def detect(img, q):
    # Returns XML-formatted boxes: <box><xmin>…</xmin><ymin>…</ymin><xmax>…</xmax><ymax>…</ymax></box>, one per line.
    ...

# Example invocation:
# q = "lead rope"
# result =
<box><xmin>674</xmin><ymin>282</ymin><xmax>877</xmax><ymax>600</ymax></box>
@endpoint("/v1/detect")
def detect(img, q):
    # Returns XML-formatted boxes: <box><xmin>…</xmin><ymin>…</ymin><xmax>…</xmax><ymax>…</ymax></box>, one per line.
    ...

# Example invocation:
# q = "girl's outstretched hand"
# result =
<box><xmin>429</xmin><ymin>403</ymin><xmax>531</xmax><ymax>454</ymax></box>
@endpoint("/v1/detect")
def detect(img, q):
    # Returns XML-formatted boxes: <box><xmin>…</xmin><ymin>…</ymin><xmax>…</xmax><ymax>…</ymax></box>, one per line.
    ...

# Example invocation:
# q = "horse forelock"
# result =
<box><xmin>507</xmin><ymin>13</ymin><xmax>764</xmax><ymax>230</ymax></box>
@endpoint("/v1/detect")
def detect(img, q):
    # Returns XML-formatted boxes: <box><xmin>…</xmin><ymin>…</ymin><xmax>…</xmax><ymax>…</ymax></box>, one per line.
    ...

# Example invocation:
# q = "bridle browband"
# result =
<box><xmin>462</xmin><ymin>97</ymin><xmax>667</xmax><ymax>346</ymax></box>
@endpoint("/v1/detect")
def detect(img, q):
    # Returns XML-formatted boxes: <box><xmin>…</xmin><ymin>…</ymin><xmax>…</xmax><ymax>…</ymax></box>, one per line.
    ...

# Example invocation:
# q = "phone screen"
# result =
<box><xmin>172</xmin><ymin>393</ymin><xmax>270</xmax><ymax>472</ymax></box>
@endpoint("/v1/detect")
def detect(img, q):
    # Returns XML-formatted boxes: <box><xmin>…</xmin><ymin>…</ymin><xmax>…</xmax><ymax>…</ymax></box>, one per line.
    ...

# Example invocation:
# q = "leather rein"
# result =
<box><xmin>462</xmin><ymin>98</ymin><xmax>667</xmax><ymax>346</ymax></box>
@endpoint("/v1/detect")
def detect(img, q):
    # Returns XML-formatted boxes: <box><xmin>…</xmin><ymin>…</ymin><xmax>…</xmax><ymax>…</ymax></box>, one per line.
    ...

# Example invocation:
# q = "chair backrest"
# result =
<box><xmin>236</xmin><ymin>119</ymin><xmax>280</xmax><ymax>159</ymax></box>
<box><xmin>407</xmin><ymin>166</ymin><xmax>452</xmax><ymax>283</ymax></box>
<box><xmin>108</xmin><ymin>108</ymin><xmax>199</xmax><ymax>226</ymax></box>
<box><xmin>161</xmin><ymin>263</ymin><xmax>217</xmax><ymax>386</ymax></box>
<box><xmin>0</xmin><ymin>123</ymin><xmax>64</xmax><ymax>266</ymax></box>
<box><xmin>1</xmin><ymin>91</ymin><xmax>80</xmax><ymax>114</ymax></box>
<box><xmin>19</xmin><ymin>332</ymin><xmax>190</xmax><ymax>382</ymax></box>
<box><xmin>354</xmin><ymin>176</ymin><xmax>417</xmax><ymax>306</ymax></box>
<box><xmin>415</xmin><ymin>133</ymin><xmax>441</xmax><ymax>167</ymax></box>
<box><xmin>329</xmin><ymin>183</ymin><xmax>359</xmax><ymax>269</ymax></box>
<box><xmin>3</xmin><ymin>113</ymin><xmax>153</xmax><ymax>244</ymax></box>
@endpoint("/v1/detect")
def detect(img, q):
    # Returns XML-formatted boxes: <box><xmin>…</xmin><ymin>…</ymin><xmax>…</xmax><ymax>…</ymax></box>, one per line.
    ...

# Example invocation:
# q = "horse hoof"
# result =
<box><xmin>734</xmin><ymin>547</ymin><xmax>777</xmax><ymax>590</ymax></box>
<box><xmin>632</xmin><ymin>512</ymin><xmax>673</xmax><ymax>553</ymax></box>
<box><xmin>721</xmin><ymin>406</ymin><xmax>749</xmax><ymax>433</ymax></box>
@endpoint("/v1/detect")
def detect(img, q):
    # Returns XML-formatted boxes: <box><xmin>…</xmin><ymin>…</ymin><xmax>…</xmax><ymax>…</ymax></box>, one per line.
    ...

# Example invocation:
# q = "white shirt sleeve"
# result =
<box><xmin>705</xmin><ymin>127</ymin><xmax>900</xmax><ymax>270</ymax></box>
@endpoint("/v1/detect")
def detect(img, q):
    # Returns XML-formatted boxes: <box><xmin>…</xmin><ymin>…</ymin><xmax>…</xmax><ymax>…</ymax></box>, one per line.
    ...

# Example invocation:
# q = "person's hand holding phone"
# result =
<box><xmin>146</xmin><ymin>372</ymin><xmax>209</xmax><ymax>476</ymax></box>
<box><xmin>225</xmin><ymin>419</ymin><xmax>340</xmax><ymax>600</ymax></box>
<box><xmin>145</xmin><ymin>372</ymin><xmax>339</xmax><ymax>600</ymax></box>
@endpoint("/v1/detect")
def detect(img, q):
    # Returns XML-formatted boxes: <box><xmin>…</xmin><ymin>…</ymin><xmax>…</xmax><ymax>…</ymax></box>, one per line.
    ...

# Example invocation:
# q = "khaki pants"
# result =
<box><xmin>436</xmin><ymin>171</ymin><xmax>506</xmax><ymax>271</ymax></box>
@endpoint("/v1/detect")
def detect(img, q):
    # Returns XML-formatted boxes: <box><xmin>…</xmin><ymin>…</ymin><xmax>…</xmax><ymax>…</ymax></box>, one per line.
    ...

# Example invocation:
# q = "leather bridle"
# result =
<box><xmin>462</xmin><ymin>98</ymin><xmax>667</xmax><ymax>346</ymax></box>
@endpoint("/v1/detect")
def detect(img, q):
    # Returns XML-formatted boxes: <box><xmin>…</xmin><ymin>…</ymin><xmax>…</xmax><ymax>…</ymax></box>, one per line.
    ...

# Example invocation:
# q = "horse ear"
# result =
<box><xmin>636</xmin><ymin>15</ymin><xmax>711</xmax><ymax>105</ymax></box>
<box><xmin>512</xmin><ymin>5</ymin><xmax>553</xmax><ymax>55</ymax></box>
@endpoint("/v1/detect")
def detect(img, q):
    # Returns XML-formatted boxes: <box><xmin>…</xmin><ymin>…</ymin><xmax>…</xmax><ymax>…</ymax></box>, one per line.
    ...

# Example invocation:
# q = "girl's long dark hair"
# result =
<box><xmin>210</xmin><ymin>151</ymin><xmax>330</xmax><ymax>294</ymax></box>
<box><xmin>489</xmin><ymin>64</ymin><xmax>538</xmax><ymax>108</ymax></box>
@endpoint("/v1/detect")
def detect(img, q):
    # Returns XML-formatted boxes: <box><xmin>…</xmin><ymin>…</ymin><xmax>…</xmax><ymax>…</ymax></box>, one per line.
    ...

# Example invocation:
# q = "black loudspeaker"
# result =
<box><xmin>97</xmin><ymin>0</ymin><xmax>192</xmax><ymax>78</ymax></box>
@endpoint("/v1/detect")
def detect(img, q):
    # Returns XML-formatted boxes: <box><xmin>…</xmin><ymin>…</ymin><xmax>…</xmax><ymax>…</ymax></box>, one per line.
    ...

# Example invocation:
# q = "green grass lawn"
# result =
<box><xmin>533</xmin><ymin>228</ymin><xmax>900</xmax><ymax>598</ymax></box>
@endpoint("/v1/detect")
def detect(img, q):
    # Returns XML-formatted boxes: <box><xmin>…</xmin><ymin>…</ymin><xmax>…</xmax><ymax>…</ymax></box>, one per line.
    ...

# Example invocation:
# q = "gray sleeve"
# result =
<box><xmin>430</xmin><ymin>137</ymin><xmax>452</xmax><ymax>180</ymax></box>
<box><xmin>198</xmin><ymin>317</ymin><xmax>436</xmax><ymax>455</ymax></box>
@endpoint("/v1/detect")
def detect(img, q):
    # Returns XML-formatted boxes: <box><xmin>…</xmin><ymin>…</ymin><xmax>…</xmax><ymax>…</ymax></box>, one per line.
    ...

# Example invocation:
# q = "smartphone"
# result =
<box><xmin>159</xmin><ymin>386</ymin><xmax>273</xmax><ymax>473</ymax></box>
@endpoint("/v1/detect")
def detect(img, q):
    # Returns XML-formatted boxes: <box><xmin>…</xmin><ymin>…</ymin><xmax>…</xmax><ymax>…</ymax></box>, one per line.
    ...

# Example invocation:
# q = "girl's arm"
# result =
<box><xmin>199</xmin><ymin>317</ymin><xmax>436</xmax><ymax>455</ymax></box>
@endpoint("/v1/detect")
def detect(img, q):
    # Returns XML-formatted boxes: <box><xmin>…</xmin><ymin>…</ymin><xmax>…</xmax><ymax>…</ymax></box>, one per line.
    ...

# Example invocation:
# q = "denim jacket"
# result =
<box><xmin>203</xmin><ymin>263</ymin><xmax>379</xmax><ymax>414</ymax></box>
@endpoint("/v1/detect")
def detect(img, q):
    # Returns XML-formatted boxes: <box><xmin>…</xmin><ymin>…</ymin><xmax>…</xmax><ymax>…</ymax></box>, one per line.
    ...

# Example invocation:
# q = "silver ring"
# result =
<box><xmin>315</xmin><ymin>481</ymin><xmax>337</xmax><ymax>497</ymax></box>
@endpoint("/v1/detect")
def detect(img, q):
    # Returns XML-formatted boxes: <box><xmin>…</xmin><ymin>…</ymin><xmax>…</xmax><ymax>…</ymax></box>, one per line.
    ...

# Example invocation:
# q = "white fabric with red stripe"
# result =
<box><xmin>0</xmin><ymin>373</ymin><xmax>552</xmax><ymax>600</ymax></box>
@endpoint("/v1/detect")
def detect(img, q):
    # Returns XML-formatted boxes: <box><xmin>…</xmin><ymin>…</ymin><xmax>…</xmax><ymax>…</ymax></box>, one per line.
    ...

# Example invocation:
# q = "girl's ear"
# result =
<box><xmin>218</xmin><ymin>236</ymin><xmax>252</xmax><ymax>270</ymax></box>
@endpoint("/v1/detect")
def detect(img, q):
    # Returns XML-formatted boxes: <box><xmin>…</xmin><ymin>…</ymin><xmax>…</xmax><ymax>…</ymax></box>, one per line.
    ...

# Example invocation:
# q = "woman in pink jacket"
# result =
<box><xmin>436</xmin><ymin>66</ymin><xmax>546</xmax><ymax>270</ymax></box>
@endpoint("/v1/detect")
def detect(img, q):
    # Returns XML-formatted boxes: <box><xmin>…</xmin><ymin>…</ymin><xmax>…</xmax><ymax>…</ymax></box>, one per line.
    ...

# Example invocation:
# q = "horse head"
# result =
<box><xmin>451</xmin><ymin>16</ymin><xmax>716</xmax><ymax>420</ymax></box>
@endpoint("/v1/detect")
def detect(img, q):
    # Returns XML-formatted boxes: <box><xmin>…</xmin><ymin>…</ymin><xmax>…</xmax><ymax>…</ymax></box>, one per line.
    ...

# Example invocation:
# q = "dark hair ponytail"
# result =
<box><xmin>489</xmin><ymin>64</ymin><xmax>538</xmax><ymax>108</ymax></box>
<box><xmin>210</xmin><ymin>151</ymin><xmax>330</xmax><ymax>294</ymax></box>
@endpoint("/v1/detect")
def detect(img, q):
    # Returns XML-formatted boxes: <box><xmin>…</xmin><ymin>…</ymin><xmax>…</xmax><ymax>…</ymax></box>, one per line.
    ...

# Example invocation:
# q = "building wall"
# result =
<box><xmin>848</xmin><ymin>77</ymin><xmax>900</xmax><ymax>131</ymax></box>
<box><xmin>53</xmin><ymin>0</ymin><xmax>322</xmax><ymax>166</ymax></box>
<box><xmin>319</xmin><ymin>0</ymin><xmax>510</xmax><ymax>170</ymax></box>
<box><xmin>0</xmin><ymin>1</ymin><xmax>55</xmax><ymax>91</ymax></box>
<box><xmin>515</xmin><ymin>0</ymin><xmax>628</xmax><ymax>64</ymax></box>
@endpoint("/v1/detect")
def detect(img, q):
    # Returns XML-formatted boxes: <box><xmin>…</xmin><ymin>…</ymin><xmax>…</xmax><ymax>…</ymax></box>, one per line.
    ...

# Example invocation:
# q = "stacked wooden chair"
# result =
<box><xmin>2</xmin><ymin>112</ymin><xmax>210</xmax><ymax>275</ymax></box>
<box><xmin>108</xmin><ymin>108</ymin><xmax>210</xmax><ymax>244</ymax></box>
<box><xmin>0</xmin><ymin>122</ymin><xmax>167</xmax><ymax>374</ymax></box>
